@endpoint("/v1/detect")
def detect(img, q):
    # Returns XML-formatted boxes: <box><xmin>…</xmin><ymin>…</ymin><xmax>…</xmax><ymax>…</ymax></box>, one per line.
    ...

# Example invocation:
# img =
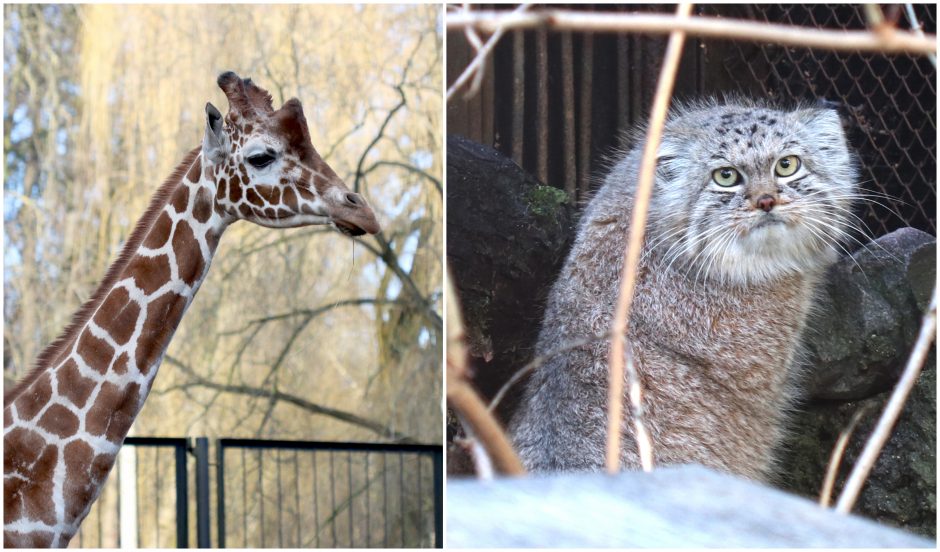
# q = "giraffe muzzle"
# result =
<box><xmin>332</xmin><ymin>192</ymin><xmax>381</xmax><ymax>236</ymax></box>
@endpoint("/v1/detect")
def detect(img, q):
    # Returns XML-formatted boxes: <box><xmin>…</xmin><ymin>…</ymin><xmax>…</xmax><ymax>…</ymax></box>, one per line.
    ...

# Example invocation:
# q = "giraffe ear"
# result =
<box><xmin>204</xmin><ymin>102</ymin><xmax>226</xmax><ymax>163</ymax></box>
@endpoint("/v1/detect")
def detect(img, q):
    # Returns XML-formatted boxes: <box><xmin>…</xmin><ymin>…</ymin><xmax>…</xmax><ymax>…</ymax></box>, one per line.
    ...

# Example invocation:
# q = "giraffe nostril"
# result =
<box><xmin>345</xmin><ymin>192</ymin><xmax>363</xmax><ymax>207</ymax></box>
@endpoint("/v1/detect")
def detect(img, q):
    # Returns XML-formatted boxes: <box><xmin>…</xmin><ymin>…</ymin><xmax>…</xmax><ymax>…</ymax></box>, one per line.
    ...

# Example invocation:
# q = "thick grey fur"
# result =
<box><xmin>510</xmin><ymin>99</ymin><xmax>858</xmax><ymax>480</ymax></box>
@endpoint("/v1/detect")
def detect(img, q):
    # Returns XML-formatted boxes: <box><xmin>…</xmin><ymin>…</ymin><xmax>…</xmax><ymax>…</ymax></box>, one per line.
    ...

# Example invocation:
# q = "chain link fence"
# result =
<box><xmin>720</xmin><ymin>4</ymin><xmax>936</xmax><ymax>236</ymax></box>
<box><xmin>446</xmin><ymin>4</ymin><xmax>936</xmax><ymax>238</ymax></box>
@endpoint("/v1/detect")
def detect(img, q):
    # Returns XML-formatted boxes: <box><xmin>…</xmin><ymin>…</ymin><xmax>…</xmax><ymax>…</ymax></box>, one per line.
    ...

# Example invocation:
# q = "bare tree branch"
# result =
<box><xmin>363</xmin><ymin>160</ymin><xmax>442</xmax><ymax>196</ymax></box>
<box><xmin>163</xmin><ymin>354</ymin><xmax>417</xmax><ymax>443</ymax></box>
<box><xmin>446</xmin><ymin>9</ymin><xmax>937</xmax><ymax>55</ymax></box>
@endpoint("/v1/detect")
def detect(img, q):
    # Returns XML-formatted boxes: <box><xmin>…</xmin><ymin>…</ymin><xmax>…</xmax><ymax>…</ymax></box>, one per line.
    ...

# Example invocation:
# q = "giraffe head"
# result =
<box><xmin>203</xmin><ymin>71</ymin><xmax>380</xmax><ymax>236</ymax></box>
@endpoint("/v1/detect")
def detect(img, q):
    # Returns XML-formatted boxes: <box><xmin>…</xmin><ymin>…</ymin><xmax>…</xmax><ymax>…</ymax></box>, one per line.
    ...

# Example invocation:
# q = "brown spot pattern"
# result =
<box><xmin>283</xmin><ymin>187</ymin><xmax>298</xmax><ymax>211</ymax></box>
<box><xmin>170</xmin><ymin>186</ymin><xmax>189</xmax><ymax>214</ymax></box>
<box><xmin>297</xmin><ymin>187</ymin><xmax>317</xmax><ymax>203</ymax></box>
<box><xmin>84</xmin><ymin>381</ymin><xmax>139</xmax><ymax>442</ymax></box>
<box><xmin>92</xmin><ymin>288</ymin><xmax>140</xmax><ymax>345</ymax></box>
<box><xmin>216</xmin><ymin>179</ymin><xmax>228</xmax><ymax>201</ymax></box>
<box><xmin>112</xmin><ymin>352</ymin><xmax>129</xmax><ymax>375</ymax></box>
<box><xmin>38</xmin><ymin>404</ymin><xmax>79</xmax><ymax>438</ymax></box>
<box><xmin>4</xmin><ymin>428</ymin><xmax>57</xmax><ymax>526</ymax></box>
<box><xmin>135</xmin><ymin>292</ymin><xmax>187</xmax><ymax>374</ymax></box>
<box><xmin>246</xmin><ymin>188</ymin><xmax>264</xmax><ymax>207</ymax></box>
<box><xmin>77</xmin><ymin>331</ymin><xmax>114</xmax><ymax>375</ymax></box>
<box><xmin>186</xmin><ymin>156</ymin><xmax>202</xmax><ymax>183</ymax></box>
<box><xmin>57</xmin><ymin>360</ymin><xmax>96</xmax><ymax>409</ymax></box>
<box><xmin>207</xmin><ymin>228</ymin><xmax>222</xmax><ymax>253</ymax></box>
<box><xmin>13</xmin><ymin>373</ymin><xmax>52</xmax><ymax>421</ymax></box>
<box><xmin>4</xmin><ymin>530</ymin><xmax>54</xmax><ymax>548</ymax></box>
<box><xmin>192</xmin><ymin>186</ymin><xmax>213</xmax><ymax>223</ymax></box>
<box><xmin>312</xmin><ymin>175</ymin><xmax>328</xmax><ymax>193</ymax></box>
<box><xmin>127</xmin><ymin>253</ymin><xmax>172</xmax><ymax>295</ymax></box>
<box><xmin>172</xmin><ymin>221</ymin><xmax>204</xmax><ymax>286</ymax></box>
<box><xmin>143</xmin><ymin>212</ymin><xmax>173</xmax><ymax>249</ymax></box>
<box><xmin>228</xmin><ymin>177</ymin><xmax>242</xmax><ymax>202</ymax></box>
<box><xmin>62</xmin><ymin>441</ymin><xmax>94</xmax><ymax>524</ymax></box>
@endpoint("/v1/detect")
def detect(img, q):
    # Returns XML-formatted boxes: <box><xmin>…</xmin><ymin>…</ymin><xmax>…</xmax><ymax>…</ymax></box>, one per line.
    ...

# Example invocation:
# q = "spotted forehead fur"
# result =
<box><xmin>653</xmin><ymin>99</ymin><xmax>847</xmax><ymax>177</ymax></box>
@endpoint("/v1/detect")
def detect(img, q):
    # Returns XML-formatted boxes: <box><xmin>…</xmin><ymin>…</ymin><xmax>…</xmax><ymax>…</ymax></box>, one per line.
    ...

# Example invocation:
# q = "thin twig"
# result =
<box><xmin>903</xmin><ymin>4</ymin><xmax>937</xmax><ymax>66</ymax></box>
<box><xmin>446</xmin><ymin>10</ymin><xmax>937</xmax><ymax>55</ymax></box>
<box><xmin>819</xmin><ymin>404</ymin><xmax>876</xmax><ymax>507</ymax></box>
<box><xmin>446</xmin><ymin>3</ymin><xmax>532</xmax><ymax>102</ymax></box>
<box><xmin>488</xmin><ymin>329</ymin><xmax>611</xmax><ymax>412</ymax></box>
<box><xmin>446</xmin><ymin>266</ymin><xmax>525</xmax><ymax>476</ymax></box>
<box><xmin>606</xmin><ymin>2</ymin><xmax>692</xmax><ymax>475</ymax></box>
<box><xmin>835</xmin><ymin>285</ymin><xmax>937</xmax><ymax>513</ymax></box>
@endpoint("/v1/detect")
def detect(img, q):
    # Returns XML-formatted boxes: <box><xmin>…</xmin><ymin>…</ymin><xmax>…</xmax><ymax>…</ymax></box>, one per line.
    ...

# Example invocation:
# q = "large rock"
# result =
<box><xmin>446</xmin><ymin>134</ymin><xmax>575</xmax><ymax>413</ymax></box>
<box><xmin>780</xmin><ymin>228</ymin><xmax>936</xmax><ymax>537</ymax></box>
<box><xmin>804</xmin><ymin>228</ymin><xmax>936</xmax><ymax>400</ymax></box>
<box><xmin>780</xmin><ymin>357</ymin><xmax>936</xmax><ymax>538</ymax></box>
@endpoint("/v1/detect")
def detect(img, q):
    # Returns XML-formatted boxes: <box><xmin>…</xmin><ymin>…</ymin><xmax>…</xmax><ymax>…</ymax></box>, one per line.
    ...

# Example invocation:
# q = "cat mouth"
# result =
<box><xmin>752</xmin><ymin>214</ymin><xmax>786</xmax><ymax>230</ymax></box>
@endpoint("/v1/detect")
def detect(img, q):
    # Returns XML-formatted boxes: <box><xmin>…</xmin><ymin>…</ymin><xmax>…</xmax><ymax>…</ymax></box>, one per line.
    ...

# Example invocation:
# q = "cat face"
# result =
<box><xmin>648</xmin><ymin>102</ymin><xmax>858</xmax><ymax>285</ymax></box>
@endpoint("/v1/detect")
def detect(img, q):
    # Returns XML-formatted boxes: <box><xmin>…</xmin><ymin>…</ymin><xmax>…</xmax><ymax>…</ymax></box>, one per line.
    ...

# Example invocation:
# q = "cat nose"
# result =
<box><xmin>756</xmin><ymin>194</ymin><xmax>776</xmax><ymax>212</ymax></box>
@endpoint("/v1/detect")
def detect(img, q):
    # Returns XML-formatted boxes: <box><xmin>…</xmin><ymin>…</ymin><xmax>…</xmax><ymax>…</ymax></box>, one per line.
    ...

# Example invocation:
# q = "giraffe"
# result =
<box><xmin>3</xmin><ymin>71</ymin><xmax>380</xmax><ymax>547</ymax></box>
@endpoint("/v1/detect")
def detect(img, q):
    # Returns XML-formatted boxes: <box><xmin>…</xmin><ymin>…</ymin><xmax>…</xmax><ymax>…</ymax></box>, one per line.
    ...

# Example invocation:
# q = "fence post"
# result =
<box><xmin>118</xmin><ymin>446</ymin><xmax>139</xmax><ymax>548</ymax></box>
<box><xmin>175</xmin><ymin>441</ymin><xmax>190</xmax><ymax>548</ymax></box>
<box><xmin>433</xmin><ymin>451</ymin><xmax>443</xmax><ymax>548</ymax></box>
<box><xmin>193</xmin><ymin>437</ymin><xmax>211</xmax><ymax>548</ymax></box>
<box><xmin>216</xmin><ymin>440</ymin><xmax>226</xmax><ymax>548</ymax></box>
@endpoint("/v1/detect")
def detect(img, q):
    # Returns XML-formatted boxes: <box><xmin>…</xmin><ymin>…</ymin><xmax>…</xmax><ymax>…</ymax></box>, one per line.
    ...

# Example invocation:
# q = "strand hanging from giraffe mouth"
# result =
<box><xmin>336</xmin><ymin>220</ymin><xmax>367</xmax><ymax>237</ymax></box>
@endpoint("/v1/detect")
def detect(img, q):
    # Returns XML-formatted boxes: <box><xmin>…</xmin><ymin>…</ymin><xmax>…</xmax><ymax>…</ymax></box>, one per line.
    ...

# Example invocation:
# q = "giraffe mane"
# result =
<box><xmin>4</xmin><ymin>146</ymin><xmax>203</xmax><ymax>405</ymax></box>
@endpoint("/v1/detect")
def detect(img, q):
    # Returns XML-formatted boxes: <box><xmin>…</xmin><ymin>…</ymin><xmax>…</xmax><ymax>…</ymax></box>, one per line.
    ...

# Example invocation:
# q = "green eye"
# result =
<box><xmin>712</xmin><ymin>167</ymin><xmax>741</xmax><ymax>187</ymax></box>
<box><xmin>775</xmin><ymin>155</ymin><xmax>801</xmax><ymax>177</ymax></box>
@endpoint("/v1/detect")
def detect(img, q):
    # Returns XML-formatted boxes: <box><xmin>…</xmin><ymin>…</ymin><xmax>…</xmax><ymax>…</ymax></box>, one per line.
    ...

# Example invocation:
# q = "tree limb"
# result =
<box><xmin>163</xmin><ymin>354</ymin><xmax>417</xmax><ymax>443</ymax></box>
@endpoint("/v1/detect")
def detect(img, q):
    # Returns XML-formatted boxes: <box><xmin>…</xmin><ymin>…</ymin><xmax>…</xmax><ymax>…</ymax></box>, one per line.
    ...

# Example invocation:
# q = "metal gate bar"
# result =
<box><xmin>123</xmin><ymin>437</ymin><xmax>189</xmax><ymax>548</ymax></box>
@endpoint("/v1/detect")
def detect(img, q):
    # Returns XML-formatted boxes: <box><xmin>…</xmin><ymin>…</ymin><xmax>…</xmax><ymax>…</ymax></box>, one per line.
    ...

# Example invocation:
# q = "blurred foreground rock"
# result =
<box><xmin>448</xmin><ymin>465</ymin><xmax>933</xmax><ymax>547</ymax></box>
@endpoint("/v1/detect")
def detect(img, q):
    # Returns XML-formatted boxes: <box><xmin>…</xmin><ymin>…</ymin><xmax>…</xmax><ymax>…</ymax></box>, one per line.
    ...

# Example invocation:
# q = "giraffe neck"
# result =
<box><xmin>4</xmin><ymin>150</ymin><xmax>228</xmax><ymax>547</ymax></box>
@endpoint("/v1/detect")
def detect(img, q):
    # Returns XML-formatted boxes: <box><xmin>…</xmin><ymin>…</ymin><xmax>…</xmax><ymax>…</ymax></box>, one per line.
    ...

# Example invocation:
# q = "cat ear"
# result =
<box><xmin>800</xmin><ymin>108</ymin><xmax>846</xmax><ymax>141</ymax></box>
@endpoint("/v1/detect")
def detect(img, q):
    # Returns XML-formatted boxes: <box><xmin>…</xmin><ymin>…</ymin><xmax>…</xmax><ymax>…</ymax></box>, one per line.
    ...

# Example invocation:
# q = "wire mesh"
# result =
<box><xmin>446</xmin><ymin>4</ymin><xmax>936</xmax><ymax>237</ymax></box>
<box><xmin>719</xmin><ymin>4</ymin><xmax>936</xmax><ymax>236</ymax></box>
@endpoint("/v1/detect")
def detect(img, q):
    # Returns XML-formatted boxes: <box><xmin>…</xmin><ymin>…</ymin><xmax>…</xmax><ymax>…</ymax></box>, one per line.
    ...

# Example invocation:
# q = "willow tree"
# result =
<box><xmin>4</xmin><ymin>4</ymin><xmax>442</xmax><ymax>445</ymax></box>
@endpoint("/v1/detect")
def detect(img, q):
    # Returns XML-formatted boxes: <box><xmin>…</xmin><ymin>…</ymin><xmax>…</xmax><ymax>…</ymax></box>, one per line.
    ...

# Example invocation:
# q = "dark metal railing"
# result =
<box><xmin>70</xmin><ymin>437</ymin><xmax>442</xmax><ymax>549</ymax></box>
<box><xmin>214</xmin><ymin>439</ymin><xmax>443</xmax><ymax>549</ymax></box>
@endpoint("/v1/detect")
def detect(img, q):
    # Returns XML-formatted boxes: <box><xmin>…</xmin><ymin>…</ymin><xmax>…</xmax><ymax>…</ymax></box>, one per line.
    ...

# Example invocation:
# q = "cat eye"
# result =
<box><xmin>775</xmin><ymin>155</ymin><xmax>801</xmax><ymax>177</ymax></box>
<box><xmin>711</xmin><ymin>167</ymin><xmax>741</xmax><ymax>187</ymax></box>
<box><xmin>247</xmin><ymin>152</ymin><xmax>277</xmax><ymax>169</ymax></box>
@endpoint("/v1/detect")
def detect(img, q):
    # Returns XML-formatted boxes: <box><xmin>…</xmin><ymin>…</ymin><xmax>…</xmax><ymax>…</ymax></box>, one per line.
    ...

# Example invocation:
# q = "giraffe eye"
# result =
<box><xmin>775</xmin><ymin>155</ymin><xmax>801</xmax><ymax>177</ymax></box>
<box><xmin>711</xmin><ymin>167</ymin><xmax>741</xmax><ymax>187</ymax></box>
<box><xmin>247</xmin><ymin>152</ymin><xmax>276</xmax><ymax>169</ymax></box>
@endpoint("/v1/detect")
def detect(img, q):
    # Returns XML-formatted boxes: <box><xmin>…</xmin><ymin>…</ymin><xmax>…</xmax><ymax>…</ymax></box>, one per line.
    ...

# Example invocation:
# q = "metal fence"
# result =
<box><xmin>69</xmin><ymin>437</ymin><xmax>443</xmax><ymax>549</ymax></box>
<box><xmin>446</xmin><ymin>4</ymin><xmax>936</xmax><ymax>237</ymax></box>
